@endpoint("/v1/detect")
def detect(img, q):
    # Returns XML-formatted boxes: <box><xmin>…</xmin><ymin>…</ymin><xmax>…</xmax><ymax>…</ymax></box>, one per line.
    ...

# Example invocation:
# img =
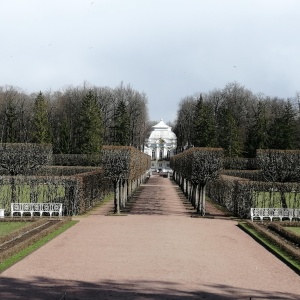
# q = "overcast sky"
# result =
<box><xmin>1</xmin><ymin>0</ymin><xmax>299</xmax><ymax>122</ymax></box>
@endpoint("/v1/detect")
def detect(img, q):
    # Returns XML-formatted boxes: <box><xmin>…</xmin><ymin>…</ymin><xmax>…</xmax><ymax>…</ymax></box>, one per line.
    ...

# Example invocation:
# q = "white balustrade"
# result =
<box><xmin>11</xmin><ymin>203</ymin><xmax>62</xmax><ymax>218</ymax></box>
<box><xmin>250</xmin><ymin>207</ymin><xmax>299</xmax><ymax>222</ymax></box>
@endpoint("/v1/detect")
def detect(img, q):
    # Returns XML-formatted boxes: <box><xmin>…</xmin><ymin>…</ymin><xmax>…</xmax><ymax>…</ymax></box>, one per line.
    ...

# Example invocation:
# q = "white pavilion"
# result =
<box><xmin>144</xmin><ymin>119</ymin><xmax>177</xmax><ymax>172</ymax></box>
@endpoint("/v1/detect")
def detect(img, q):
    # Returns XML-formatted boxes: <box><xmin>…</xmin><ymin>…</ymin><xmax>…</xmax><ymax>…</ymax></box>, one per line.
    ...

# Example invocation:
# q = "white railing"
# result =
<box><xmin>11</xmin><ymin>203</ymin><xmax>62</xmax><ymax>218</ymax></box>
<box><xmin>250</xmin><ymin>208</ymin><xmax>300</xmax><ymax>222</ymax></box>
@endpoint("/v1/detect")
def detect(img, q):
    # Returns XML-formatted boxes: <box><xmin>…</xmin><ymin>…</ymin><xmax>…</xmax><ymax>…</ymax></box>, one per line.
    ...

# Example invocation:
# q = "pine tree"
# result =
<box><xmin>268</xmin><ymin>101</ymin><xmax>297</xmax><ymax>149</ymax></box>
<box><xmin>57</xmin><ymin>116</ymin><xmax>72</xmax><ymax>154</ymax></box>
<box><xmin>192</xmin><ymin>95</ymin><xmax>216</xmax><ymax>147</ymax></box>
<box><xmin>77</xmin><ymin>91</ymin><xmax>103</xmax><ymax>154</ymax></box>
<box><xmin>114</xmin><ymin>100</ymin><xmax>130</xmax><ymax>146</ymax></box>
<box><xmin>32</xmin><ymin>92</ymin><xmax>52</xmax><ymax>144</ymax></box>
<box><xmin>245</xmin><ymin>101</ymin><xmax>268</xmax><ymax>157</ymax></box>
<box><xmin>218</xmin><ymin>107</ymin><xmax>242</xmax><ymax>157</ymax></box>
<box><xmin>3</xmin><ymin>99</ymin><xmax>18</xmax><ymax>143</ymax></box>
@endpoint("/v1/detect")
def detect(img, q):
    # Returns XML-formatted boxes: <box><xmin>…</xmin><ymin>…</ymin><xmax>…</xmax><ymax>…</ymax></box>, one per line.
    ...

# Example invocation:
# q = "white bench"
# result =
<box><xmin>250</xmin><ymin>208</ymin><xmax>300</xmax><ymax>222</ymax></box>
<box><xmin>11</xmin><ymin>203</ymin><xmax>62</xmax><ymax>218</ymax></box>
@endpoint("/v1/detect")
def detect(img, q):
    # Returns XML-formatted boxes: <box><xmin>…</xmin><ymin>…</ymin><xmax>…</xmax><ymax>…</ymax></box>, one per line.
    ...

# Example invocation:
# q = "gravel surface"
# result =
<box><xmin>1</xmin><ymin>174</ymin><xmax>300</xmax><ymax>299</ymax></box>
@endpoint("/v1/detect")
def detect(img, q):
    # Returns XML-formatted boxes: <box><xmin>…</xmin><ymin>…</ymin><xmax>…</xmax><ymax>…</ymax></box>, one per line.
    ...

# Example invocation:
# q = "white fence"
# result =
<box><xmin>250</xmin><ymin>208</ymin><xmax>300</xmax><ymax>222</ymax></box>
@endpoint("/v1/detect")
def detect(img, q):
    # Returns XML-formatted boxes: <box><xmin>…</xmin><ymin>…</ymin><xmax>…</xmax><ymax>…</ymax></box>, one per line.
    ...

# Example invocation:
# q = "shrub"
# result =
<box><xmin>0</xmin><ymin>143</ymin><xmax>52</xmax><ymax>175</ymax></box>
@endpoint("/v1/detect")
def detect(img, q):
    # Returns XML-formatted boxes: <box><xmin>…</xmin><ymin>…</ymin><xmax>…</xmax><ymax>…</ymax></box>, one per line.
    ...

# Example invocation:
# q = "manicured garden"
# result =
<box><xmin>0</xmin><ymin>219</ymin><xmax>77</xmax><ymax>273</ymax></box>
<box><xmin>285</xmin><ymin>227</ymin><xmax>300</xmax><ymax>235</ymax></box>
<box><xmin>0</xmin><ymin>222</ymin><xmax>31</xmax><ymax>237</ymax></box>
<box><xmin>239</xmin><ymin>221</ymin><xmax>300</xmax><ymax>274</ymax></box>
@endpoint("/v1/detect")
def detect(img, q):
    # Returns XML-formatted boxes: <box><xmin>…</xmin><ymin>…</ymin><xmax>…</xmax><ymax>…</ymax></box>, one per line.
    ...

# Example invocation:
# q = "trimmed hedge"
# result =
<box><xmin>221</xmin><ymin>169</ymin><xmax>263</xmax><ymax>181</ymax></box>
<box><xmin>0</xmin><ymin>167</ymin><xmax>113</xmax><ymax>216</ymax></box>
<box><xmin>101</xmin><ymin>146</ymin><xmax>151</xmax><ymax>181</ymax></box>
<box><xmin>0</xmin><ymin>143</ymin><xmax>52</xmax><ymax>175</ymax></box>
<box><xmin>268</xmin><ymin>222</ymin><xmax>300</xmax><ymax>246</ymax></box>
<box><xmin>207</xmin><ymin>175</ymin><xmax>300</xmax><ymax>218</ymax></box>
<box><xmin>224</xmin><ymin>157</ymin><xmax>257</xmax><ymax>170</ymax></box>
<box><xmin>171</xmin><ymin>147</ymin><xmax>223</xmax><ymax>184</ymax></box>
<box><xmin>0</xmin><ymin>144</ymin><xmax>113</xmax><ymax>216</ymax></box>
<box><xmin>53</xmin><ymin>154</ymin><xmax>102</xmax><ymax>166</ymax></box>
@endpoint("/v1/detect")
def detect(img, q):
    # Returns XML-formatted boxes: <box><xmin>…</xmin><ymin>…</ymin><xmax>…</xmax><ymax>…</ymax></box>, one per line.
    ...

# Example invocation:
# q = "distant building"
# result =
<box><xmin>144</xmin><ymin>119</ymin><xmax>177</xmax><ymax>172</ymax></box>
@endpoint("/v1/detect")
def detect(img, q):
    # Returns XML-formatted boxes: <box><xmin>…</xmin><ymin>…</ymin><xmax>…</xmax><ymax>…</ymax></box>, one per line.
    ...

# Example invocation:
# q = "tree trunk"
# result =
<box><xmin>195</xmin><ymin>184</ymin><xmax>199</xmax><ymax>211</ymax></box>
<box><xmin>201</xmin><ymin>185</ymin><xmax>206</xmax><ymax>216</ymax></box>
<box><xmin>197</xmin><ymin>184</ymin><xmax>206</xmax><ymax>216</ymax></box>
<box><xmin>197</xmin><ymin>185</ymin><xmax>202</xmax><ymax>213</ymax></box>
<box><xmin>114</xmin><ymin>180</ymin><xmax>120</xmax><ymax>214</ymax></box>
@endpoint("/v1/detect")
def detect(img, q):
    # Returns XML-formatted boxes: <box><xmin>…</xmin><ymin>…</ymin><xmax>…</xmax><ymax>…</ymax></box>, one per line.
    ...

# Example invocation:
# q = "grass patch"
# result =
<box><xmin>285</xmin><ymin>227</ymin><xmax>300</xmax><ymax>236</ymax></box>
<box><xmin>78</xmin><ymin>193</ymin><xmax>114</xmax><ymax>217</ymax></box>
<box><xmin>238</xmin><ymin>222</ymin><xmax>300</xmax><ymax>275</ymax></box>
<box><xmin>0</xmin><ymin>222</ymin><xmax>31</xmax><ymax>237</ymax></box>
<box><xmin>0</xmin><ymin>220</ymin><xmax>78</xmax><ymax>273</ymax></box>
<box><xmin>254</xmin><ymin>191</ymin><xmax>300</xmax><ymax>208</ymax></box>
<box><xmin>206</xmin><ymin>196</ymin><xmax>234</xmax><ymax>216</ymax></box>
<box><xmin>0</xmin><ymin>183</ymin><xmax>65</xmax><ymax>211</ymax></box>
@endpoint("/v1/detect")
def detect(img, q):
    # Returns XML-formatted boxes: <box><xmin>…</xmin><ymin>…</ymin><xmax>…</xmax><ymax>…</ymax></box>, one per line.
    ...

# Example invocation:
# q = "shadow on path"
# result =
<box><xmin>1</xmin><ymin>276</ymin><xmax>298</xmax><ymax>300</ymax></box>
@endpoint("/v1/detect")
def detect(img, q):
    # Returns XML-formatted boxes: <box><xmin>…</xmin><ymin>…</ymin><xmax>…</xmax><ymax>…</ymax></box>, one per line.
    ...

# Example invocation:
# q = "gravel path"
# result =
<box><xmin>1</xmin><ymin>174</ymin><xmax>300</xmax><ymax>299</ymax></box>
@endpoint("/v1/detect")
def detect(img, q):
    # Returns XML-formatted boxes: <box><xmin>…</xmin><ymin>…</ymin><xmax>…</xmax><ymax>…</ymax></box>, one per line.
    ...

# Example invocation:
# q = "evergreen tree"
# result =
<box><xmin>31</xmin><ymin>92</ymin><xmax>52</xmax><ymax>144</ymax></box>
<box><xmin>192</xmin><ymin>95</ymin><xmax>216</xmax><ymax>147</ymax></box>
<box><xmin>245</xmin><ymin>101</ymin><xmax>268</xmax><ymax>157</ymax></box>
<box><xmin>3</xmin><ymin>99</ymin><xmax>18</xmax><ymax>143</ymax></box>
<box><xmin>268</xmin><ymin>101</ymin><xmax>297</xmax><ymax>149</ymax></box>
<box><xmin>114</xmin><ymin>100</ymin><xmax>130</xmax><ymax>146</ymax></box>
<box><xmin>77</xmin><ymin>91</ymin><xmax>103</xmax><ymax>154</ymax></box>
<box><xmin>57</xmin><ymin>116</ymin><xmax>72</xmax><ymax>154</ymax></box>
<box><xmin>217</xmin><ymin>107</ymin><xmax>242</xmax><ymax>157</ymax></box>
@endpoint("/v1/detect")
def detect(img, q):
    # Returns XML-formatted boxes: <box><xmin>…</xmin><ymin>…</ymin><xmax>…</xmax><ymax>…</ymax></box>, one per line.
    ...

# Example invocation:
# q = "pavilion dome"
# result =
<box><xmin>148</xmin><ymin>119</ymin><xmax>177</xmax><ymax>142</ymax></box>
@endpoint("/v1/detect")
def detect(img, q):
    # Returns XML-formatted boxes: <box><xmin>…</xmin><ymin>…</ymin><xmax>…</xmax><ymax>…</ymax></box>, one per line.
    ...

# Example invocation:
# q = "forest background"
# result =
<box><xmin>1</xmin><ymin>81</ymin><xmax>300</xmax><ymax>158</ymax></box>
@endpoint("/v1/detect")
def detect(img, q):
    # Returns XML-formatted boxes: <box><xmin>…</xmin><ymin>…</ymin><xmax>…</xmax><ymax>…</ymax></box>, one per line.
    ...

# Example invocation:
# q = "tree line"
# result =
<box><xmin>174</xmin><ymin>81</ymin><xmax>300</xmax><ymax>157</ymax></box>
<box><xmin>0</xmin><ymin>82</ymin><xmax>149</xmax><ymax>154</ymax></box>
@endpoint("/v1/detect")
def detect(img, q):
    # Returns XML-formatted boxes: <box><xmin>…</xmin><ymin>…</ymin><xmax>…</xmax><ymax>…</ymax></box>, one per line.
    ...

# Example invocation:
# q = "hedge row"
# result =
<box><xmin>101</xmin><ymin>146</ymin><xmax>151</xmax><ymax>181</ymax></box>
<box><xmin>221</xmin><ymin>169</ymin><xmax>264</xmax><ymax>181</ymax></box>
<box><xmin>0</xmin><ymin>167</ymin><xmax>113</xmax><ymax>216</ymax></box>
<box><xmin>170</xmin><ymin>147</ymin><xmax>223</xmax><ymax>184</ymax></box>
<box><xmin>268</xmin><ymin>222</ymin><xmax>300</xmax><ymax>246</ymax></box>
<box><xmin>223</xmin><ymin>157</ymin><xmax>257</xmax><ymax>170</ymax></box>
<box><xmin>206</xmin><ymin>175</ymin><xmax>300</xmax><ymax>218</ymax></box>
<box><xmin>53</xmin><ymin>154</ymin><xmax>102</xmax><ymax>166</ymax></box>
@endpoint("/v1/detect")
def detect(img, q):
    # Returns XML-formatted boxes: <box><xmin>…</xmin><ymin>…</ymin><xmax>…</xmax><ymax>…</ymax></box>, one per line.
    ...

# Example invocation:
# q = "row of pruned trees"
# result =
<box><xmin>174</xmin><ymin>82</ymin><xmax>300</xmax><ymax>157</ymax></box>
<box><xmin>171</xmin><ymin>148</ymin><xmax>223</xmax><ymax>215</ymax></box>
<box><xmin>0</xmin><ymin>82</ymin><xmax>149</xmax><ymax>154</ymax></box>
<box><xmin>101</xmin><ymin>146</ymin><xmax>151</xmax><ymax>214</ymax></box>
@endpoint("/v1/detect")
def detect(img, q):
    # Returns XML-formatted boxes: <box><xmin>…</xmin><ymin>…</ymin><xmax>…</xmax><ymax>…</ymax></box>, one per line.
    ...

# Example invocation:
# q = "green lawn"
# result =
<box><xmin>0</xmin><ymin>220</ymin><xmax>78</xmax><ymax>273</ymax></box>
<box><xmin>285</xmin><ymin>227</ymin><xmax>300</xmax><ymax>236</ymax></box>
<box><xmin>0</xmin><ymin>184</ymin><xmax>65</xmax><ymax>211</ymax></box>
<box><xmin>254</xmin><ymin>191</ymin><xmax>300</xmax><ymax>208</ymax></box>
<box><xmin>0</xmin><ymin>222</ymin><xmax>31</xmax><ymax>237</ymax></box>
<box><xmin>239</xmin><ymin>222</ymin><xmax>300</xmax><ymax>274</ymax></box>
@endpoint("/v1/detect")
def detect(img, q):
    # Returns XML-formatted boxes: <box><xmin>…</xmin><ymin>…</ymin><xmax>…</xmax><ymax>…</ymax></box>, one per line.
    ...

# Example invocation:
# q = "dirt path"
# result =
<box><xmin>1</xmin><ymin>175</ymin><xmax>300</xmax><ymax>299</ymax></box>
